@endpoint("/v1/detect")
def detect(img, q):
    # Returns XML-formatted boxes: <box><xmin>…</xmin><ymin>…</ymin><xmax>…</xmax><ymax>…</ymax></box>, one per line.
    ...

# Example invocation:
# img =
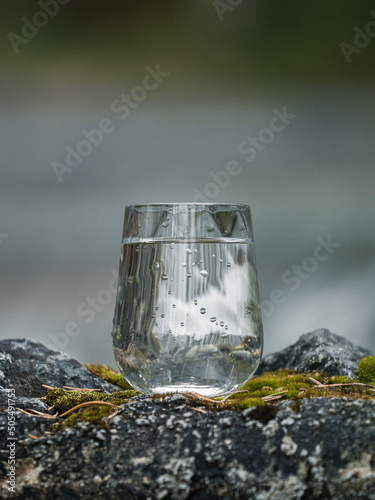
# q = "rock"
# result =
<box><xmin>1</xmin><ymin>397</ymin><xmax>375</xmax><ymax>499</ymax></box>
<box><xmin>0</xmin><ymin>338</ymin><xmax>120</xmax><ymax>408</ymax></box>
<box><xmin>0</xmin><ymin>334</ymin><xmax>374</xmax><ymax>499</ymax></box>
<box><xmin>257</xmin><ymin>328</ymin><xmax>372</xmax><ymax>379</ymax></box>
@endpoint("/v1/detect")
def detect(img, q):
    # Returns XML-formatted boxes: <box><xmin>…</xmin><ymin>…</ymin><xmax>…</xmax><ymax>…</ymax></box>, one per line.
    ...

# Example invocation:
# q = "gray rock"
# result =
<box><xmin>257</xmin><ymin>328</ymin><xmax>372</xmax><ymax>378</ymax></box>
<box><xmin>1</xmin><ymin>397</ymin><xmax>375</xmax><ymax>499</ymax></box>
<box><xmin>0</xmin><ymin>338</ymin><xmax>121</xmax><ymax>408</ymax></box>
<box><xmin>1</xmin><ymin>335</ymin><xmax>374</xmax><ymax>499</ymax></box>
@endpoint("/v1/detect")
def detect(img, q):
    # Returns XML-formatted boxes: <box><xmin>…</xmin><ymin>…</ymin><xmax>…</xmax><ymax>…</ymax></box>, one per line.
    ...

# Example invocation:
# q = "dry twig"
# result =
<box><xmin>59</xmin><ymin>401</ymin><xmax>122</xmax><ymax>418</ymax></box>
<box><xmin>192</xmin><ymin>407</ymin><xmax>207</xmax><ymax>414</ymax></box>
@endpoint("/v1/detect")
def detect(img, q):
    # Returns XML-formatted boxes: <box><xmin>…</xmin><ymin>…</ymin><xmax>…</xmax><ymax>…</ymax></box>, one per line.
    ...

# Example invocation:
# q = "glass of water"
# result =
<box><xmin>112</xmin><ymin>203</ymin><xmax>263</xmax><ymax>396</ymax></box>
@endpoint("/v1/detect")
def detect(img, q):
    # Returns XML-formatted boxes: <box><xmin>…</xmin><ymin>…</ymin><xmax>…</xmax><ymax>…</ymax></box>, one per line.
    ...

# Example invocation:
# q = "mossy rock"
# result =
<box><xmin>85</xmin><ymin>363</ymin><xmax>134</xmax><ymax>390</ymax></box>
<box><xmin>357</xmin><ymin>356</ymin><xmax>375</xmax><ymax>384</ymax></box>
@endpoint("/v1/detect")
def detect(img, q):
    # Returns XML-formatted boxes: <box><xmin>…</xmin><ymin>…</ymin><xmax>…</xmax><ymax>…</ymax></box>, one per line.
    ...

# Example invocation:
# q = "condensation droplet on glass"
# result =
<box><xmin>225</xmin><ymin>325</ymin><xmax>228</xmax><ymax>330</ymax></box>
<box><xmin>180</xmin><ymin>322</ymin><xmax>184</xmax><ymax>327</ymax></box>
<box><xmin>186</xmin><ymin>248</ymin><xmax>192</xmax><ymax>254</ymax></box>
<box><xmin>215</xmin><ymin>322</ymin><xmax>218</xmax><ymax>325</ymax></box>
<box><xmin>210</xmin><ymin>317</ymin><xmax>216</xmax><ymax>322</ymax></box>
<box><xmin>200</xmin><ymin>308</ymin><xmax>206</xmax><ymax>314</ymax></box>
<box><xmin>226</xmin><ymin>263</ymin><xmax>231</xmax><ymax>267</ymax></box>
<box><xmin>186</xmin><ymin>273</ymin><xmax>192</xmax><ymax>278</ymax></box>
<box><xmin>135</xmin><ymin>245</ymin><xmax>140</xmax><ymax>252</ymax></box>
<box><xmin>212</xmin><ymin>254</ymin><xmax>215</xmax><ymax>258</ymax></box>
<box><xmin>161</xmin><ymin>314</ymin><xmax>165</xmax><ymax>318</ymax></box>
<box><xmin>168</xmin><ymin>329</ymin><xmax>172</xmax><ymax>334</ymax></box>
<box><xmin>182</xmin><ymin>263</ymin><xmax>187</xmax><ymax>267</ymax></box>
<box><xmin>200</xmin><ymin>270</ymin><xmax>208</xmax><ymax>277</ymax></box>
<box><xmin>221</xmin><ymin>333</ymin><xmax>229</xmax><ymax>338</ymax></box>
<box><xmin>220</xmin><ymin>321</ymin><xmax>224</xmax><ymax>327</ymax></box>
<box><xmin>170</xmin><ymin>242</ymin><xmax>175</xmax><ymax>249</ymax></box>
<box><xmin>168</xmin><ymin>290</ymin><xmax>172</xmax><ymax>294</ymax></box>
<box><xmin>245</xmin><ymin>306</ymin><xmax>252</xmax><ymax>314</ymax></box>
<box><xmin>155</xmin><ymin>306</ymin><xmax>159</xmax><ymax>310</ymax></box>
<box><xmin>207</xmin><ymin>224</ymin><xmax>215</xmax><ymax>232</ymax></box>
<box><xmin>194</xmin><ymin>299</ymin><xmax>198</xmax><ymax>305</ymax></box>
<box><xmin>194</xmin><ymin>249</ymin><xmax>198</xmax><ymax>253</ymax></box>
<box><xmin>152</xmin><ymin>262</ymin><xmax>160</xmax><ymax>271</ymax></box>
<box><xmin>162</xmin><ymin>221</ymin><xmax>169</xmax><ymax>228</ymax></box>
<box><xmin>172</xmin><ymin>304</ymin><xmax>176</xmax><ymax>308</ymax></box>
<box><xmin>219</xmin><ymin>259</ymin><xmax>223</xmax><ymax>263</ymax></box>
<box><xmin>161</xmin><ymin>274</ymin><xmax>168</xmax><ymax>280</ymax></box>
<box><xmin>127</xmin><ymin>276</ymin><xmax>134</xmax><ymax>284</ymax></box>
<box><xmin>191</xmin><ymin>333</ymin><xmax>196</xmax><ymax>339</ymax></box>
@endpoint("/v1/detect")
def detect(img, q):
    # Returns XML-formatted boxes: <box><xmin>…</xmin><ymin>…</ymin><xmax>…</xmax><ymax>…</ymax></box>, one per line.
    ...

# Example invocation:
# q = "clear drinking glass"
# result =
<box><xmin>112</xmin><ymin>203</ymin><xmax>263</xmax><ymax>396</ymax></box>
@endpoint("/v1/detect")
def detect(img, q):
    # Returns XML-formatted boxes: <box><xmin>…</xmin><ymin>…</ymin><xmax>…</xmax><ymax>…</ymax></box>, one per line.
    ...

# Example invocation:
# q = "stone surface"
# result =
<box><xmin>257</xmin><ymin>328</ymin><xmax>372</xmax><ymax>379</ymax></box>
<box><xmin>0</xmin><ymin>338</ymin><xmax>120</xmax><ymax>409</ymax></box>
<box><xmin>0</xmin><ymin>333</ymin><xmax>374</xmax><ymax>499</ymax></box>
<box><xmin>1</xmin><ymin>396</ymin><xmax>375</xmax><ymax>499</ymax></box>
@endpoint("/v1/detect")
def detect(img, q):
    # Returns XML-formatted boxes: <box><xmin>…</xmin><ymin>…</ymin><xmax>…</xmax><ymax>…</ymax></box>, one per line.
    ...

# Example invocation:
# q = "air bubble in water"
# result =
<box><xmin>210</xmin><ymin>317</ymin><xmax>216</xmax><ymax>322</ymax></box>
<box><xmin>161</xmin><ymin>274</ymin><xmax>168</xmax><ymax>280</ymax></box>
<box><xmin>200</xmin><ymin>308</ymin><xmax>206</xmax><ymax>314</ymax></box>
<box><xmin>200</xmin><ymin>270</ymin><xmax>208</xmax><ymax>277</ymax></box>
<box><xmin>220</xmin><ymin>321</ymin><xmax>224</xmax><ymax>327</ymax></box>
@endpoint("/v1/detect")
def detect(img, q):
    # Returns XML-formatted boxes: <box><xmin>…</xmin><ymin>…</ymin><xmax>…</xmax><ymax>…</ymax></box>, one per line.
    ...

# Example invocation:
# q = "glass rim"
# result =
<box><xmin>126</xmin><ymin>202</ymin><xmax>251</xmax><ymax>209</ymax></box>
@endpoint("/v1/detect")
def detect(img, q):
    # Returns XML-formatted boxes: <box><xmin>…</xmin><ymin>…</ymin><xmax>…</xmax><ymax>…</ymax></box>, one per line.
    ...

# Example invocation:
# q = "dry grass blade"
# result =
<box><xmin>314</xmin><ymin>382</ymin><xmax>375</xmax><ymax>389</ymax></box>
<box><xmin>189</xmin><ymin>393</ymin><xmax>217</xmax><ymax>403</ymax></box>
<box><xmin>42</xmin><ymin>384</ymin><xmax>56</xmax><ymax>390</ymax></box>
<box><xmin>28</xmin><ymin>434</ymin><xmax>40</xmax><ymax>439</ymax></box>
<box><xmin>63</xmin><ymin>386</ymin><xmax>101</xmax><ymax>392</ymax></box>
<box><xmin>261</xmin><ymin>390</ymin><xmax>288</xmax><ymax>401</ymax></box>
<box><xmin>308</xmin><ymin>376</ymin><xmax>323</xmax><ymax>386</ymax></box>
<box><xmin>192</xmin><ymin>407</ymin><xmax>207</xmax><ymax>414</ymax></box>
<box><xmin>262</xmin><ymin>395</ymin><xmax>284</xmax><ymax>402</ymax></box>
<box><xmin>106</xmin><ymin>410</ymin><xmax>120</xmax><ymax>421</ymax></box>
<box><xmin>16</xmin><ymin>408</ymin><xmax>58</xmax><ymax>419</ymax></box>
<box><xmin>59</xmin><ymin>401</ymin><xmax>123</xmax><ymax>418</ymax></box>
<box><xmin>218</xmin><ymin>390</ymin><xmax>248</xmax><ymax>404</ymax></box>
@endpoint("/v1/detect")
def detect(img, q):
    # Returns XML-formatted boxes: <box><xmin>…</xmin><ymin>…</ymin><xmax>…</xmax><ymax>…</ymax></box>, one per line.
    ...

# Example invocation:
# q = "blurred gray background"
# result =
<box><xmin>1</xmin><ymin>0</ymin><xmax>374</xmax><ymax>366</ymax></box>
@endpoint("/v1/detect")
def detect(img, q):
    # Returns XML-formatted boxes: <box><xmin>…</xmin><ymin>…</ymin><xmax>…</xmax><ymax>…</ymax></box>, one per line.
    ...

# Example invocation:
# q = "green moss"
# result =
<box><xmin>46</xmin><ymin>388</ymin><xmax>137</xmax><ymax>414</ymax></box>
<box><xmin>357</xmin><ymin>356</ymin><xmax>375</xmax><ymax>385</ymax></box>
<box><xmin>50</xmin><ymin>405</ymin><xmax>114</xmax><ymax>432</ymax></box>
<box><xmin>85</xmin><ymin>363</ymin><xmax>135</xmax><ymax>391</ymax></box>
<box><xmin>45</xmin><ymin>365</ymin><xmax>374</xmax><ymax>433</ymax></box>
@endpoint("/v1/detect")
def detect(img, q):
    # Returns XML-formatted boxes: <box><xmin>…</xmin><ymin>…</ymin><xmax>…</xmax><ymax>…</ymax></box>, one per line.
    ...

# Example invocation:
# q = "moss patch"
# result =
<box><xmin>45</xmin><ymin>360</ymin><xmax>374</xmax><ymax>432</ymax></box>
<box><xmin>85</xmin><ymin>363</ymin><xmax>135</xmax><ymax>391</ymax></box>
<box><xmin>357</xmin><ymin>356</ymin><xmax>375</xmax><ymax>385</ymax></box>
<box><xmin>46</xmin><ymin>388</ymin><xmax>137</xmax><ymax>414</ymax></box>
